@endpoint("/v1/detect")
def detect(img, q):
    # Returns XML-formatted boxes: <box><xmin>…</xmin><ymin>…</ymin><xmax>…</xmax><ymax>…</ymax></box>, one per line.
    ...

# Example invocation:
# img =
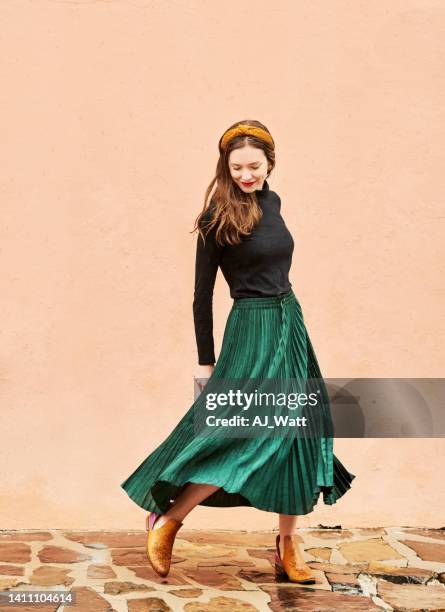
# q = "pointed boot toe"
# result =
<box><xmin>146</xmin><ymin>513</ymin><xmax>183</xmax><ymax>577</ymax></box>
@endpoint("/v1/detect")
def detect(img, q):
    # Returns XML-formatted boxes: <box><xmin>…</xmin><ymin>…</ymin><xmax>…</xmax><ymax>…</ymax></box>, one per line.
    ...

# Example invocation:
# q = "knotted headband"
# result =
<box><xmin>220</xmin><ymin>124</ymin><xmax>275</xmax><ymax>150</ymax></box>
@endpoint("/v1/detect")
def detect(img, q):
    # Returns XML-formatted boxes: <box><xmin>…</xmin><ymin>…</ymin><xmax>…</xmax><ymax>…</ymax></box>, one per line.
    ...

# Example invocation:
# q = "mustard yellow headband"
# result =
<box><xmin>220</xmin><ymin>124</ymin><xmax>274</xmax><ymax>150</ymax></box>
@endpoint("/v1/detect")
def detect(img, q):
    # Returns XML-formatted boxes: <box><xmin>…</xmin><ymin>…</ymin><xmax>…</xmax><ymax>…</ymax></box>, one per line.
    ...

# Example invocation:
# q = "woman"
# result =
<box><xmin>121</xmin><ymin>120</ymin><xmax>355</xmax><ymax>584</ymax></box>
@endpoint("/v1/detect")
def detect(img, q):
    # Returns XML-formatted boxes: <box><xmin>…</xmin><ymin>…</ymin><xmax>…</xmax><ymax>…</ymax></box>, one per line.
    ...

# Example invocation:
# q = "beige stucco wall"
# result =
<box><xmin>0</xmin><ymin>1</ymin><xmax>444</xmax><ymax>530</ymax></box>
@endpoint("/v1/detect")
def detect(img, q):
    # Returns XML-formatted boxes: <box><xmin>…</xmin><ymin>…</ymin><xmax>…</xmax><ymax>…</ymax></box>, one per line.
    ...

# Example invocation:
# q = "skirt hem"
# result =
<box><xmin>120</xmin><ymin>470</ymin><xmax>356</xmax><ymax>516</ymax></box>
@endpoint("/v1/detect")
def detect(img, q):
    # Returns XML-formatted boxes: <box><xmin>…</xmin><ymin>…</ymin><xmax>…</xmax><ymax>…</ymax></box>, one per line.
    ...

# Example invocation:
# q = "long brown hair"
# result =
<box><xmin>192</xmin><ymin>119</ymin><xmax>275</xmax><ymax>247</ymax></box>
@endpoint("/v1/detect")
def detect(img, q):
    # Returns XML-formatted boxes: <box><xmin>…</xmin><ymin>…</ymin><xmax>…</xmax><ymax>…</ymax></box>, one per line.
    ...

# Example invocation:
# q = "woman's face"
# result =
<box><xmin>228</xmin><ymin>145</ymin><xmax>269</xmax><ymax>193</ymax></box>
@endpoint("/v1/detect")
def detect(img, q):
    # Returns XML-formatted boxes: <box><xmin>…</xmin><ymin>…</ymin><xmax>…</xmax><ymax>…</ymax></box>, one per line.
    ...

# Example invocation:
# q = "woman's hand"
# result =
<box><xmin>195</xmin><ymin>364</ymin><xmax>215</xmax><ymax>392</ymax></box>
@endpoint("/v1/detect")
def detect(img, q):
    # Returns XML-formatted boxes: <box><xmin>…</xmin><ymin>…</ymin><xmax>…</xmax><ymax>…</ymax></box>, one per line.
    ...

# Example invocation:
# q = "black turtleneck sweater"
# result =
<box><xmin>193</xmin><ymin>180</ymin><xmax>295</xmax><ymax>365</ymax></box>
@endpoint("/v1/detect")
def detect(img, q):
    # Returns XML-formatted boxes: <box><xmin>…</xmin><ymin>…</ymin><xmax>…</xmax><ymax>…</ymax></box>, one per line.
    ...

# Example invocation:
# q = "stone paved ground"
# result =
<box><xmin>1</xmin><ymin>527</ymin><xmax>445</xmax><ymax>611</ymax></box>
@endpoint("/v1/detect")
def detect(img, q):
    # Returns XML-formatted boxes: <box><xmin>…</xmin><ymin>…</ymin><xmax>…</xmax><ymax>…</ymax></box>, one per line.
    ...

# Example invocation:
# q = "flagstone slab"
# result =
<box><xmin>174</xmin><ymin>543</ymin><xmax>240</xmax><ymax>560</ymax></box>
<box><xmin>377</xmin><ymin>577</ymin><xmax>445</xmax><ymax>609</ymax></box>
<box><xmin>127</xmin><ymin>566</ymin><xmax>191</xmax><ymax>584</ymax></box>
<box><xmin>111</xmin><ymin>548</ymin><xmax>150</xmax><ymax>566</ymax></box>
<box><xmin>127</xmin><ymin>597</ymin><xmax>173</xmax><ymax>611</ymax></box>
<box><xmin>306</xmin><ymin>547</ymin><xmax>331</xmax><ymax>561</ymax></box>
<box><xmin>103</xmin><ymin>580</ymin><xmax>156</xmax><ymax>595</ymax></box>
<box><xmin>64</xmin><ymin>531</ymin><xmax>146</xmax><ymax>548</ymax></box>
<box><xmin>87</xmin><ymin>563</ymin><xmax>117</xmax><ymax>579</ymax></box>
<box><xmin>339</xmin><ymin>539</ymin><xmax>404</xmax><ymax>563</ymax></box>
<box><xmin>260</xmin><ymin>585</ymin><xmax>382</xmax><ymax>610</ymax></box>
<box><xmin>235</xmin><ymin>568</ymin><xmax>277</xmax><ymax>584</ymax></box>
<box><xmin>307</xmin><ymin>561</ymin><xmax>368</xmax><ymax>574</ymax></box>
<box><xmin>29</xmin><ymin>566</ymin><xmax>75</xmax><ymax>587</ymax></box>
<box><xmin>246</xmin><ymin>548</ymin><xmax>275</xmax><ymax>565</ymax></box>
<box><xmin>183</xmin><ymin>596</ymin><xmax>259</xmax><ymax>611</ymax></box>
<box><xmin>403</xmin><ymin>528</ymin><xmax>445</xmax><ymax>542</ymax></box>
<box><xmin>69</xmin><ymin>586</ymin><xmax>116</xmax><ymax>611</ymax></box>
<box><xmin>179</xmin><ymin>531</ymin><xmax>275</xmax><ymax>547</ymax></box>
<box><xmin>325</xmin><ymin>572</ymin><xmax>362</xmax><ymax>595</ymax></box>
<box><xmin>37</xmin><ymin>546</ymin><xmax>91</xmax><ymax>564</ymax></box>
<box><xmin>0</xmin><ymin>543</ymin><xmax>31</xmax><ymax>563</ymax></box>
<box><xmin>0</xmin><ymin>565</ymin><xmax>24</xmax><ymax>576</ymax></box>
<box><xmin>325</xmin><ymin>572</ymin><xmax>361</xmax><ymax>586</ymax></box>
<box><xmin>180</xmin><ymin>567</ymin><xmax>246</xmax><ymax>590</ymax></box>
<box><xmin>366</xmin><ymin>561</ymin><xmax>435</xmax><ymax>584</ymax></box>
<box><xmin>399</xmin><ymin>539</ymin><xmax>445</xmax><ymax>562</ymax></box>
<box><xmin>168</xmin><ymin>588</ymin><xmax>203</xmax><ymax>598</ymax></box>
<box><xmin>0</xmin><ymin>532</ymin><xmax>53</xmax><ymax>542</ymax></box>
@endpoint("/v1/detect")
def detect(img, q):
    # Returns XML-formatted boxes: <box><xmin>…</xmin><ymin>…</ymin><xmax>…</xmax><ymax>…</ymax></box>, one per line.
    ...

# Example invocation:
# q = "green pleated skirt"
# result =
<box><xmin>120</xmin><ymin>289</ymin><xmax>355</xmax><ymax>515</ymax></box>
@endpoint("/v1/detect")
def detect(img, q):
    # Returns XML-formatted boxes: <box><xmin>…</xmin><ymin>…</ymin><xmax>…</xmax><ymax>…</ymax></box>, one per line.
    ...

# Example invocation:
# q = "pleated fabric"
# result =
<box><xmin>120</xmin><ymin>289</ymin><xmax>355</xmax><ymax>515</ymax></box>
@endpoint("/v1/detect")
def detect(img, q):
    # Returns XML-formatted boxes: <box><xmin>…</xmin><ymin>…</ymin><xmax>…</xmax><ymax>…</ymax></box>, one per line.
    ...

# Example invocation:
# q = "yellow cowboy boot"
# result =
<box><xmin>146</xmin><ymin>512</ymin><xmax>183</xmax><ymax>577</ymax></box>
<box><xmin>274</xmin><ymin>534</ymin><xmax>316</xmax><ymax>584</ymax></box>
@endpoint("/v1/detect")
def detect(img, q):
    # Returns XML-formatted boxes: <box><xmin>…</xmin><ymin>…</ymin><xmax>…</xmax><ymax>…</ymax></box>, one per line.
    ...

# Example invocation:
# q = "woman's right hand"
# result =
<box><xmin>195</xmin><ymin>364</ymin><xmax>215</xmax><ymax>391</ymax></box>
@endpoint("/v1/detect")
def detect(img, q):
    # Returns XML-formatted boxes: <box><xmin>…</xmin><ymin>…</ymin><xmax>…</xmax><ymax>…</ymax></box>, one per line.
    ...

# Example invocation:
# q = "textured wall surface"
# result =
<box><xmin>0</xmin><ymin>0</ymin><xmax>444</xmax><ymax>529</ymax></box>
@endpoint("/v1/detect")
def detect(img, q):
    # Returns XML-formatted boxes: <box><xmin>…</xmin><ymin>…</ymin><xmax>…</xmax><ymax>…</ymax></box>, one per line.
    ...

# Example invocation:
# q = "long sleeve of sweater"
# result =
<box><xmin>193</xmin><ymin>209</ymin><xmax>222</xmax><ymax>365</ymax></box>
